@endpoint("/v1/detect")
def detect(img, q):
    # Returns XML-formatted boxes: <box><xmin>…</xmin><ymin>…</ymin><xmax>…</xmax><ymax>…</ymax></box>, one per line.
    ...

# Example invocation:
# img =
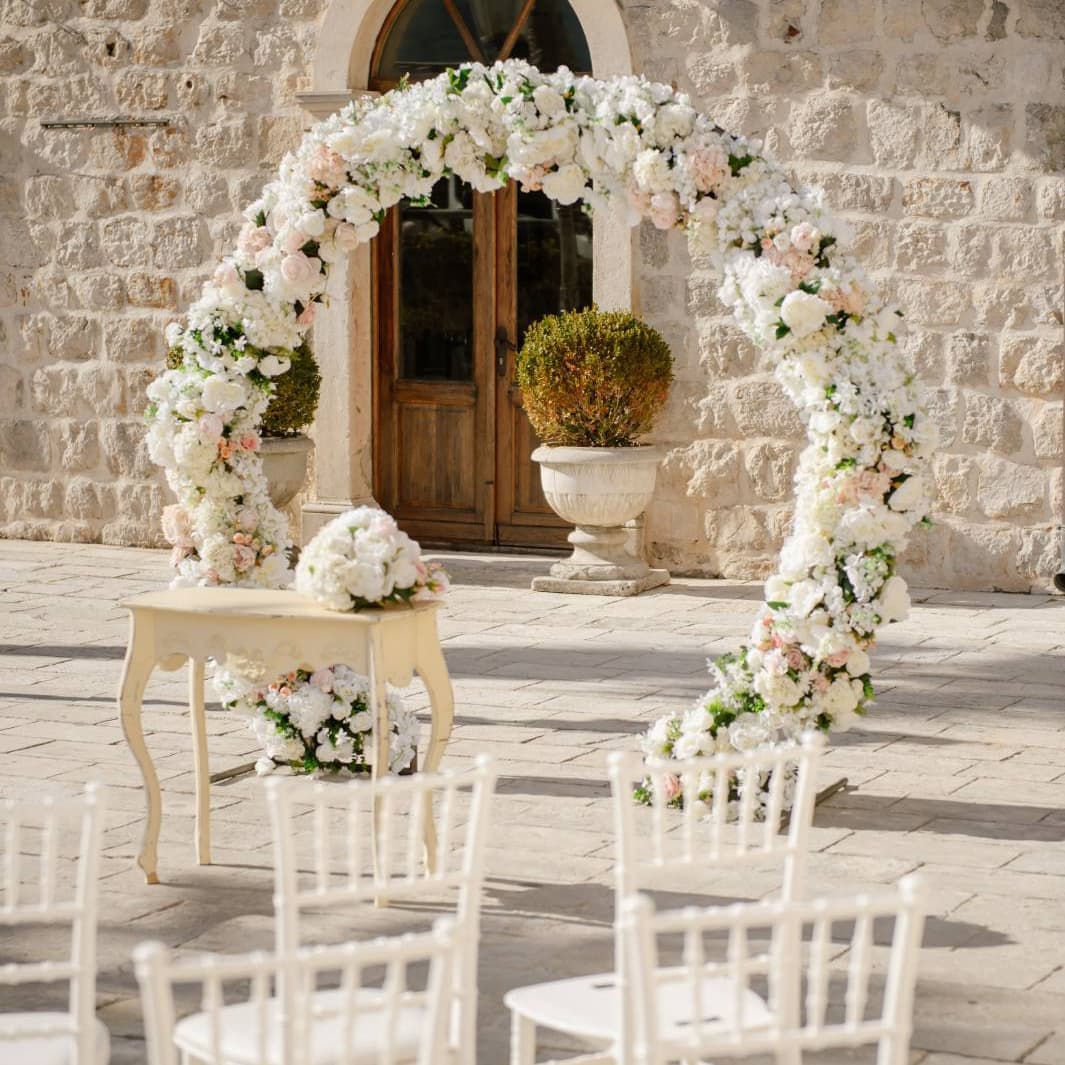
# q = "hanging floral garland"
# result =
<box><xmin>145</xmin><ymin>59</ymin><xmax>935</xmax><ymax>783</ymax></box>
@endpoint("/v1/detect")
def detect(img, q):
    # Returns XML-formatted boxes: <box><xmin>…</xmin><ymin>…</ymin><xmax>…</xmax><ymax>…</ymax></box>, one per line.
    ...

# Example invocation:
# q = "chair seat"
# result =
<box><xmin>504</xmin><ymin>970</ymin><xmax>773</xmax><ymax>1044</ymax></box>
<box><xmin>173</xmin><ymin>989</ymin><xmax>430</xmax><ymax>1065</ymax></box>
<box><xmin>0</xmin><ymin>1013</ymin><xmax>110</xmax><ymax>1065</ymax></box>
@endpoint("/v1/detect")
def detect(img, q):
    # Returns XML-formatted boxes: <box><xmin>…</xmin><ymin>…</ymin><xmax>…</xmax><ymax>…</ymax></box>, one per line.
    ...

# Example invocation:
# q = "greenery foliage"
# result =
<box><xmin>516</xmin><ymin>308</ymin><xmax>674</xmax><ymax>447</ymax></box>
<box><xmin>165</xmin><ymin>341</ymin><xmax>322</xmax><ymax>437</ymax></box>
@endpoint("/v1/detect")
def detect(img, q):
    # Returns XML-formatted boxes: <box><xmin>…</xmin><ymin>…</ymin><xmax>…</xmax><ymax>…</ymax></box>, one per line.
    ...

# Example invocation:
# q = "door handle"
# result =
<box><xmin>495</xmin><ymin>328</ymin><xmax>516</xmax><ymax>377</ymax></box>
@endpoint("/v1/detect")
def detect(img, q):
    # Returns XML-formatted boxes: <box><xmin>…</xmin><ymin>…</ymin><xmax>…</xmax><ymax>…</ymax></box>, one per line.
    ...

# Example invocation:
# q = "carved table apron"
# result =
<box><xmin>116</xmin><ymin>588</ymin><xmax>454</xmax><ymax>884</ymax></box>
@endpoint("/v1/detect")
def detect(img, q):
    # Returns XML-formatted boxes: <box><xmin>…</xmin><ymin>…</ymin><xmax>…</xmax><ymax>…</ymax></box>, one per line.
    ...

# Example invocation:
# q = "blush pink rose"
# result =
<box><xmin>649</xmin><ymin>191</ymin><xmax>679</xmax><ymax>230</ymax></box>
<box><xmin>237</xmin><ymin>508</ymin><xmax>258</xmax><ymax>532</ymax></box>
<box><xmin>332</xmin><ymin>223</ymin><xmax>360</xmax><ymax>253</ymax></box>
<box><xmin>663</xmin><ymin>774</ymin><xmax>683</xmax><ymax>803</ymax></box>
<box><xmin>280</xmin><ymin>251</ymin><xmax>321</xmax><ymax>290</ymax></box>
<box><xmin>233</xmin><ymin>542</ymin><xmax>257</xmax><ymax>572</ymax></box>
<box><xmin>309</xmin><ymin>668</ymin><xmax>334</xmax><ymax>692</ymax></box>
<box><xmin>161</xmin><ymin>504</ymin><xmax>193</xmax><ymax>547</ymax></box>
<box><xmin>237</xmin><ymin>223</ymin><xmax>272</xmax><ymax>257</ymax></box>
<box><xmin>297</xmin><ymin>303</ymin><xmax>316</xmax><ymax>327</ymax></box>
<box><xmin>197</xmin><ymin>413</ymin><xmax>224</xmax><ymax>441</ymax></box>
<box><xmin>238</xmin><ymin>433</ymin><xmax>260</xmax><ymax>452</ymax></box>
<box><xmin>308</xmin><ymin>145</ymin><xmax>347</xmax><ymax>188</ymax></box>
<box><xmin>688</xmin><ymin>144</ymin><xmax>728</xmax><ymax>193</ymax></box>
<box><xmin>826</xmin><ymin>651</ymin><xmax>849</xmax><ymax>669</ymax></box>
<box><xmin>789</xmin><ymin>222</ymin><xmax>820</xmax><ymax>254</ymax></box>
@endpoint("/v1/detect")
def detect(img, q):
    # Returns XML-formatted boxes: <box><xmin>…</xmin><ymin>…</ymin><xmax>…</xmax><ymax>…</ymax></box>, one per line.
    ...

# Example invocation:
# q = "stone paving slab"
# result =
<box><xmin>0</xmin><ymin>540</ymin><xmax>1063</xmax><ymax>1064</ymax></box>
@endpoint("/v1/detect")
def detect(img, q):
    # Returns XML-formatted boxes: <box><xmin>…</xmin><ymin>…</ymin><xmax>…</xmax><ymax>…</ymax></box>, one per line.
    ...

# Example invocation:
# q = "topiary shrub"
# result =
<box><xmin>165</xmin><ymin>340</ymin><xmax>321</xmax><ymax>437</ymax></box>
<box><xmin>516</xmin><ymin>308</ymin><xmax>674</xmax><ymax>448</ymax></box>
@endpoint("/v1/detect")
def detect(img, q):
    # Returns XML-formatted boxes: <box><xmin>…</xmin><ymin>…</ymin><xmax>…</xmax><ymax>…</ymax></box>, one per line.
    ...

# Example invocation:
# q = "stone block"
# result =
<box><xmin>895</xmin><ymin>222</ymin><xmax>947</xmax><ymax>272</ymax></box>
<box><xmin>1037</xmin><ymin>178</ymin><xmax>1065</xmax><ymax>220</ymax></box>
<box><xmin>101</xmin><ymin>217</ymin><xmax>152</xmax><ymax>267</ymax></box>
<box><xmin>83</xmin><ymin>27</ymin><xmax>132</xmax><ymax>67</ymax></box>
<box><xmin>64</xmin><ymin>477</ymin><xmax>107</xmax><ymax>521</ymax></box>
<box><xmin>1032</xmin><ymin>403</ymin><xmax>1063</xmax><ymax>461</ymax></box>
<box><xmin>892</xmin><ymin>278</ymin><xmax>969</xmax><ymax>327</ymax></box>
<box><xmin>975</xmin><ymin>457</ymin><xmax>1046</xmax><ymax>519</ymax></box>
<box><xmin>992</xmin><ymin>228</ymin><xmax>1058</xmax><ymax>282</ymax></box>
<box><xmin>973</xmin><ymin>284</ymin><xmax>1032</xmax><ymax>330</ymax></box>
<box><xmin>817</xmin><ymin>0</ymin><xmax>874</xmax><ymax>44</ymax></box>
<box><xmin>194</xmin><ymin>120</ymin><xmax>254</xmax><ymax>169</ymax></box>
<box><xmin>923</xmin><ymin>0</ymin><xmax>984</xmax><ymax>40</ymax></box>
<box><xmin>949</xmin><ymin>225</ymin><xmax>992</xmax><ymax>279</ymax></box>
<box><xmin>899</xmin><ymin>329</ymin><xmax>945</xmax><ymax>383</ymax></box>
<box><xmin>52</xmin><ymin>420</ymin><xmax>100</xmax><ymax>473</ymax></box>
<box><xmin>0</xmin><ymin>419</ymin><xmax>49</xmax><ymax>471</ymax></box>
<box><xmin>258</xmin><ymin>115</ymin><xmax>303</xmax><ymax>167</ymax></box>
<box><xmin>114</xmin><ymin>481</ymin><xmax>164</xmax><ymax>524</ymax></box>
<box><xmin>253</xmin><ymin>25</ymin><xmax>304</xmax><ymax>68</ymax></box>
<box><xmin>729</xmin><ymin>378</ymin><xmax>804</xmax><ymax>438</ymax></box>
<box><xmin>919</xmin><ymin>104</ymin><xmax>964</xmax><ymax>169</ymax></box>
<box><xmin>127</xmin><ymin>173</ymin><xmax>180</xmax><ymax>211</ymax></box>
<box><xmin>24</xmin><ymin>174</ymin><xmax>70</xmax><ymax>217</ymax></box>
<box><xmin>100</xmin><ymin>419</ymin><xmax>154</xmax><ymax>478</ymax></box>
<box><xmin>152</xmin><ymin>216</ymin><xmax>207</xmax><ymax>268</ymax></box>
<box><xmin>49</xmin><ymin>315</ymin><xmax>97</xmax><ymax>361</ymax></box>
<box><xmin>54</xmin><ymin>223</ymin><xmax>101</xmax><ymax>270</ymax></box>
<box><xmin>87</xmin><ymin>127</ymin><xmax>147</xmax><ymax>171</ymax></box>
<box><xmin>0</xmin><ymin>37</ymin><xmax>25</xmax><ymax>73</ymax></box>
<box><xmin>176</xmin><ymin>73</ymin><xmax>205</xmax><ymax>109</ymax></box>
<box><xmin>0</xmin><ymin>366</ymin><xmax>24</xmax><ymax>412</ymax></box>
<box><xmin>946</xmin><ymin>332</ymin><xmax>989</xmax><ymax>386</ymax></box>
<box><xmin>882</xmin><ymin>0</ymin><xmax>925</xmax><ymax>38</ymax></box>
<box><xmin>868</xmin><ymin>100</ymin><xmax>920</xmax><ymax>168</ymax></box>
<box><xmin>684</xmin><ymin>54</ymin><xmax>737</xmax><ymax>97</ymax></box>
<box><xmin>22</xmin><ymin>478</ymin><xmax>63</xmax><ymax>518</ymax></box>
<box><xmin>704</xmin><ymin>505</ymin><xmax>772</xmax><ymax>552</ymax></box>
<box><xmin>71</xmin><ymin>273</ymin><xmax>125</xmax><ymax>311</ymax></box>
<box><xmin>115</xmin><ymin>71</ymin><xmax>169</xmax><ymax>111</ymax></box>
<box><xmin>31</xmin><ymin>364</ymin><xmax>123</xmax><ymax>418</ymax></box>
<box><xmin>789</xmin><ymin>96</ymin><xmax>859</xmax><ymax>160</ymax></box>
<box><xmin>893</xmin><ymin>53</ymin><xmax>947</xmax><ymax>97</ymax></box>
<box><xmin>1026</xmin><ymin>104</ymin><xmax>1065</xmax><ymax>173</ymax></box>
<box><xmin>75</xmin><ymin>176</ymin><xmax>127</xmax><ymax>218</ymax></box>
<box><xmin>126</xmin><ymin>273</ymin><xmax>177</xmax><ymax>309</ymax></box>
<box><xmin>980</xmin><ymin>177</ymin><xmax>1034</xmax><ymax>221</ymax></box>
<box><xmin>131</xmin><ymin>23</ymin><xmax>179</xmax><ymax>64</ymax></box>
<box><xmin>801</xmin><ymin>171</ymin><xmax>894</xmax><ymax>212</ymax></box>
<box><xmin>697</xmin><ymin>324</ymin><xmax>758</xmax><ymax>376</ymax></box>
<box><xmin>902</xmin><ymin>177</ymin><xmax>974</xmax><ymax>218</ymax></box>
<box><xmin>279</xmin><ymin>0</ymin><xmax>322</xmax><ymax>14</ymax></box>
<box><xmin>124</xmin><ymin>366</ymin><xmax>158</xmax><ymax>415</ymax></box>
<box><xmin>924</xmin><ymin>387</ymin><xmax>959</xmax><ymax>446</ymax></box>
<box><xmin>825</xmin><ymin>50</ymin><xmax>882</xmax><ymax>93</ymax></box>
<box><xmin>932</xmin><ymin>453</ymin><xmax>975</xmax><ymax>514</ymax></box>
<box><xmin>742</xmin><ymin>441</ymin><xmax>796</xmax><ymax>502</ymax></box>
<box><xmin>999</xmin><ymin>334</ymin><xmax>1064</xmax><ymax>397</ymax></box>
<box><xmin>103</xmin><ymin>317</ymin><xmax>161</xmax><ymax>363</ymax></box>
<box><xmin>80</xmin><ymin>0</ymin><xmax>146</xmax><ymax>15</ymax></box>
<box><xmin>148</xmin><ymin>127</ymin><xmax>188</xmax><ymax>168</ymax></box>
<box><xmin>1016</xmin><ymin>0</ymin><xmax>1065</xmax><ymax>38</ymax></box>
<box><xmin>694</xmin><ymin>382</ymin><xmax>734</xmax><ymax>437</ymax></box>
<box><xmin>961</xmin><ymin>391</ymin><xmax>1024</xmax><ymax>455</ymax></box>
<box><xmin>192</xmin><ymin>20</ymin><xmax>246</xmax><ymax>65</ymax></box>
<box><xmin>743</xmin><ymin>50</ymin><xmax>822</xmax><ymax>94</ymax></box>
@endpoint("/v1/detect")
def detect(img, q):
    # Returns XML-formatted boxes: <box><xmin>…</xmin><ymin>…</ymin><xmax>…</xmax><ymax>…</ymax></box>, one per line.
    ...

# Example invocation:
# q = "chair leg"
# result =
<box><xmin>511</xmin><ymin>1011</ymin><xmax>536</xmax><ymax>1065</ymax></box>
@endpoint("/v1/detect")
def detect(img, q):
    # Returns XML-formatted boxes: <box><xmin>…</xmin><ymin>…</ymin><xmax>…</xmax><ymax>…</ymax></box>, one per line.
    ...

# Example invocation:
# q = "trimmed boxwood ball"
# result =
<box><xmin>166</xmin><ymin>341</ymin><xmax>322</xmax><ymax>437</ymax></box>
<box><xmin>259</xmin><ymin>341</ymin><xmax>321</xmax><ymax>437</ymax></box>
<box><xmin>516</xmin><ymin>307</ymin><xmax>674</xmax><ymax>448</ymax></box>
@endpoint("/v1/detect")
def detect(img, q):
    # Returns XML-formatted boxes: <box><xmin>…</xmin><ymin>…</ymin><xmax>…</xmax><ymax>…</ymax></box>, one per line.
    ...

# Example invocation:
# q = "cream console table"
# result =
<box><xmin>117</xmin><ymin>588</ymin><xmax>454</xmax><ymax>884</ymax></box>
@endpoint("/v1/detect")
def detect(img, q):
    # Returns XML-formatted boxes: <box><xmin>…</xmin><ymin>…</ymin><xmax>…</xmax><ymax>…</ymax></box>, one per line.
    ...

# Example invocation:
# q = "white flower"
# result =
<box><xmin>201</xmin><ymin>376</ymin><xmax>245</xmax><ymax>414</ymax></box>
<box><xmin>542</xmin><ymin>163</ymin><xmax>586</xmax><ymax>205</ymax></box>
<box><xmin>780</xmin><ymin>290</ymin><xmax>832</xmax><ymax>339</ymax></box>
<box><xmin>877</xmin><ymin>575</ymin><xmax>910</xmax><ymax>623</ymax></box>
<box><xmin>888</xmin><ymin>474</ymin><xmax>926</xmax><ymax>512</ymax></box>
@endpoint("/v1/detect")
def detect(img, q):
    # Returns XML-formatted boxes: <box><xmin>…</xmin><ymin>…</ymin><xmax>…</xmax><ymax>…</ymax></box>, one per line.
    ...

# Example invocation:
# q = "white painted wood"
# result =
<box><xmin>0</xmin><ymin>785</ymin><xmax>109</xmax><ymax>1065</ymax></box>
<box><xmin>266</xmin><ymin>757</ymin><xmax>497</xmax><ymax>1065</ymax></box>
<box><xmin>116</xmin><ymin>589</ymin><xmax>455</xmax><ymax>883</ymax></box>
<box><xmin>620</xmin><ymin>875</ymin><xmax>927</xmax><ymax>1064</ymax></box>
<box><xmin>505</xmin><ymin>734</ymin><xmax>825</xmax><ymax>1065</ymax></box>
<box><xmin>133</xmin><ymin>919</ymin><xmax>456</xmax><ymax>1065</ymax></box>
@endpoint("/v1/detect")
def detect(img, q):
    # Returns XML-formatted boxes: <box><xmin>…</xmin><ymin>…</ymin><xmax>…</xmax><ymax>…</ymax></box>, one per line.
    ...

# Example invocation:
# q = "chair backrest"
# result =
<box><xmin>134</xmin><ymin>919</ymin><xmax>456</xmax><ymax>1065</ymax></box>
<box><xmin>621</xmin><ymin>875</ymin><xmax>927</xmax><ymax>1065</ymax></box>
<box><xmin>266</xmin><ymin>757</ymin><xmax>496</xmax><ymax>1065</ymax></box>
<box><xmin>0</xmin><ymin>784</ymin><xmax>106</xmax><ymax>1064</ymax></box>
<box><xmin>609</xmin><ymin>732</ymin><xmax>824</xmax><ymax>907</ymax></box>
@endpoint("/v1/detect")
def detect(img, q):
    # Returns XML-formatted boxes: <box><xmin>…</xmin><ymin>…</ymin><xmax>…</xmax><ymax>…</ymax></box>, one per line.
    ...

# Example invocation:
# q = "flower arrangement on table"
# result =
<box><xmin>215</xmin><ymin>506</ymin><xmax>449</xmax><ymax>777</ymax></box>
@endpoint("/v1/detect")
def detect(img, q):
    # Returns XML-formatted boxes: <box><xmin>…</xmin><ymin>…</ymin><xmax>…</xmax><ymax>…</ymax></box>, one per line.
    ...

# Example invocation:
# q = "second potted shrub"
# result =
<box><xmin>259</xmin><ymin>341</ymin><xmax>321</xmax><ymax>509</ymax></box>
<box><xmin>516</xmin><ymin>308</ymin><xmax>674</xmax><ymax>595</ymax></box>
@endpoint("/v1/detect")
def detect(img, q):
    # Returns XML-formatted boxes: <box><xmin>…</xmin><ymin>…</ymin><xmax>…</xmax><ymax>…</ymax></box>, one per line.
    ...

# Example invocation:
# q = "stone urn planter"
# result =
<box><xmin>532</xmin><ymin>445</ymin><xmax>669</xmax><ymax>596</ymax></box>
<box><xmin>260</xmin><ymin>434</ymin><xmax>314</xmax><ymax>509</ymax></box>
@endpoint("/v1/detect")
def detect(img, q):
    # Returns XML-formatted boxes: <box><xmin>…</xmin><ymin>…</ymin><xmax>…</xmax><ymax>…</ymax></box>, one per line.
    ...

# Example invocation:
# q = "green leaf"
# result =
<box><xmin>254</xmin><ymin>210</ymin><xmax>266</xmax><ymax>228</ymax></box>
<box><xmin>300</xmin><ymin>240</ymin><xmax>320</xmax><ymax>258</ymax></box>
<box><xmin>728</xmin><ymin>153</ymin><xmax>754</xmax><ymax>176</ymax></box>
<box><xmin>775</xmin><ymin>321</ymin><xmax>791</xmax><ymax>339</ymax></box>
<box><xmin>767</xmin><ymin>600</ymin><xmax>789</xmax><ymax>610</ymax></box>
<box><xmin>244</xmin><ymin>268</ymin><xmax>264</xmax><ymax>291</ymax></box>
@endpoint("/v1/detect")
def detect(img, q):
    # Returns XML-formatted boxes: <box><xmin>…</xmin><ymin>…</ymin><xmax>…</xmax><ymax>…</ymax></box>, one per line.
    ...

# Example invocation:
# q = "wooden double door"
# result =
<box><xmin>374</xmin><ymin>177</ymin><xmax>592</xmax><ymax>547</ymax></box>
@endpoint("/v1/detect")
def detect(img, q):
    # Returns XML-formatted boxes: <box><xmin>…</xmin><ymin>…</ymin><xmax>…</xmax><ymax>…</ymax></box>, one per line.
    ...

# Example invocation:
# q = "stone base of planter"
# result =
<box><xmin>531</xmin><ymin>569</ymin><xmax>670</xmax><ymax>597</ymax></box>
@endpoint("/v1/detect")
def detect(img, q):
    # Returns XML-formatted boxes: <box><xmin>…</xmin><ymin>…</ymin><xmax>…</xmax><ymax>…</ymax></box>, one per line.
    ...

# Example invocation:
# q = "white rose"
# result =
<box><xmin>765</xmin><ymin>575</ymin><xmax>789</xmax><ymax>604</ymax></box>
<box><xmin>888</xmin><ymin>474</ymin><xmax>926</xmax><ymax>513</ymax></box>
<box><xmin>532</xmin><ymin>84</ymin><xmax>566</xmax><ymax>117</ymax></box>
<box><xmin>201</xmin><ymin>376</ymin><xmax>246</xmax><ymax>414</ymax></box>
<box><xmin>822</xmin><ymin>677</ymin><xmax>861</xmax><ymax>728</ymax></box>
<box><xmin>877</xmin><ymin>575</ymin><xmax>910</xmax><ymax>623</ymax></box>
<box><xmin>787</xmin><ymin>578</ymin><xmax>823</xmax><ymax>619</ymax></box>
<box><xmin>541</xmin><ymin>163</ymin><xmax>586</xmax><ymax>205</ymax></box>
<box><xmin>780</xmin><ymin>290</ymin><xmax>833</xmax><ymax>339</ymax></box>
<box><xmin>258</xmin><ymin>354</ymin><xmax>289</xmax><ymax>378</ymax></box>
<box><xmin>845</xmin><ymin>648</ymin><xmax>871</xmax><ymax>676</ymax></box>
<box><xmin>753</xmin><ymin>671</ymin><xmax>801</xmax><ymax>709</ymax></box>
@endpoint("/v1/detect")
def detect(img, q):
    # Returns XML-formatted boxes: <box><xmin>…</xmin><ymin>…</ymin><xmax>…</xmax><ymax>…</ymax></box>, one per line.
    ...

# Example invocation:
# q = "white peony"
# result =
<box><xmin>541</xmin><ymin>163</ymin><xmax>586</xmax><ymax>205</ymax></box>
<box><xmin>877</xmin><ymin>575</ymin><xmax>910</xmax><ymax>623</ymax></box>
<box><xmin>779</xmin><ymin>290</ymin><xmax>833</xmax><ymax>339</ymax></box>
<box><xmin>887</xmin><ymin>474</ymin><xmax>926</xmax><ymax>513</ymax></box>
<box><xmin>201</xmin><ymin>376</ymin><xmax>246</xmax><ymax>414</ymax></box>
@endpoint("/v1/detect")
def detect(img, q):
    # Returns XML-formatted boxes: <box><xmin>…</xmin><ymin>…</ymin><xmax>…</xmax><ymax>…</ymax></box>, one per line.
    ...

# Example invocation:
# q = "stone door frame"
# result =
<box><xmin>297</xmin><ymin>0</ymin><xmax>638</xmax><ymax>543</ymax></box>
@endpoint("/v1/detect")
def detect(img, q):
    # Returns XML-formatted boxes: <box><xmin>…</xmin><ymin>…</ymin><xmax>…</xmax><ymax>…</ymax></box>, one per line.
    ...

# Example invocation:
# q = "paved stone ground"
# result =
<box><xmin>1</xmin><ymin>538</ymin><xmax>1064</xmax><ymax>1065</ymax></box>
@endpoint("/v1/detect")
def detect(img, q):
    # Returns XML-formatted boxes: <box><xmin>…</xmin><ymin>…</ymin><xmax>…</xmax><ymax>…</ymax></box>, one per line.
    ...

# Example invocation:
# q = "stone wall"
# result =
<box><xmin>1</xmin><ymin>0</ymin><xmax>1062</xmax><ymax>591</ymax></box>
<box><xmin>636</xmin><ymin>0</ymin><xmax>1064</xmax><ymax>591</ymax></box>
<box><xmin>0</xmin><ymin>0</ymin><xmax>319</xmax><ymax>545</ymax></box>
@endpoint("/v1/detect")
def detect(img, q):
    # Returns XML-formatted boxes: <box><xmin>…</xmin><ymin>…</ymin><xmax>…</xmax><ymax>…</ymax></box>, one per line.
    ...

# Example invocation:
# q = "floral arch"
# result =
<box><xmin>146</xmin><ymin>59</ymin><xmax>935</xmax><ymax>763</ymax></box>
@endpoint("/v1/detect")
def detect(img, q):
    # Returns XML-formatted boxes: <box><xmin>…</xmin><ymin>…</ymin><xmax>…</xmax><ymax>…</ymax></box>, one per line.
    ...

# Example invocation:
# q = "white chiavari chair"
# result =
<box><xmin>266</xmin><ymin>756</ymin><xmax>497</xmax><ymax>1065</ymax></box>
<box><xmin>0</xmin><ymin>784</ymin><xmax>109</xmax><ymax>1065</ymax></box>
<box><xmin>621</xmin><ymin>874</ymin><xmax>927</xmax><ymax>1065</ymax></box>
<box><xmin>505</xmin><ymin>732</ymin><xmax>824</xmax><ymax>1065</ymax></box>
<box><xmin>133</xmin><ymin>918</ymin><xmax>456</xmax><ymax>1065</ymax></box>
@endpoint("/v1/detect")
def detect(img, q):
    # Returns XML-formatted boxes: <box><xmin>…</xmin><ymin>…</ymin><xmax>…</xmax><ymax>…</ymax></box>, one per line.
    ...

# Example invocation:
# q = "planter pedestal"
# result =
<box><xmin>260</xmin><ymin>434</ymin><xmax>314</xmax><ymax>510</ymax></box>
<box><xmin>531</xmin><ymin>445</ymin><xmax>670</xmax><ymax>597</ymax></box>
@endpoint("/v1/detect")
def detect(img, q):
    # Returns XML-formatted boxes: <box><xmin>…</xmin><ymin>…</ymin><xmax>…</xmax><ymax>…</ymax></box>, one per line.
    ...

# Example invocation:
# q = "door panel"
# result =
<box><xmin>494</xmin><ymin>183</ymin><xmax>593</xmax><ymax>546</ymax></box>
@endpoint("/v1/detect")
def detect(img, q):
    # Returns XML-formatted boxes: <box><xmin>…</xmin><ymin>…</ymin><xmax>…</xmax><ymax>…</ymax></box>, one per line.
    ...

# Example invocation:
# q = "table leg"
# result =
<box><xmin>189</xmin><ymin>658</ymin><xmax>211</xmax><ymax>866</ymax></box>
<box><xmin>417</xmin><ymin>636</ymin><xmax>455</xmax><ymax>874</ymax></box>
<box><xmin>369</xmin><ymin>631</ymin><xmax>390</xmax><ymax>906</ymax></box>
<box><xmin>117</xmin><ymin>618</ymin><xmax>161</xmax><ymax>885</ymax></box>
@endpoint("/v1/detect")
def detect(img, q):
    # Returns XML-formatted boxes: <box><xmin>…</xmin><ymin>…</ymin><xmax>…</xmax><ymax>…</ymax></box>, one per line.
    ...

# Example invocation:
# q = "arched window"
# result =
<box><xmin>371</xmin><ymin>0</ymin><xmax>592</xmax><ymax>90</ymax></box>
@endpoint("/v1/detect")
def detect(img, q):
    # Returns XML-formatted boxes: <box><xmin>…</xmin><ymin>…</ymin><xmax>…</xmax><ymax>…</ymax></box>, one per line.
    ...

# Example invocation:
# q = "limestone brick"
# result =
<box><xmin>103</xmin><ymin>316</ymin><xmax>161</xmax><ymax>363</ymax></box>
<box><xmin>728</xmin><ymin>379</ymin><xmax>804</xmax><ymax>438</ymax></box>
<box><xmin>980</xmin><ymin>177</ymin><xmax>1035</xmax><ymax>221</ymax></box>
<box><xmin>100</xmin><ymin>420</ymin><xmax>154</xmax><ymax>479</ymax></box>
<box><xmin>949</xmin><ymin>225</ymin><xmax>992</xmax><ymax>279</ymax></box>
<box><xmin>127</xmin><ymin>173</ymin><xmax>180</xmax><ymax>211</ymax></box>
<box><xmin>947</xmin><ymin>332</ymin><xmax>990</xmax><ymax>386</ymax></box>
<box><xmin>895</xmin><ymin>222</ymin><xmax>947</xmax><ymax>272</ymax></box>
<box><xmin>999</xmin><ymin>334</ymin><xmax>1065</xmax><ymax>397</ymax></box>
<box><xmin>101</xmin><ymin>217</ymin><xmax>152</xmax><ymax>268</ymax></box>
<box><xmin>0</xmin><ymin>419</ymin><xmax>49</xmax><ymax>471</ymax></box>
<box><xmin>52</xmin><ymin>420</ymin><xmax>100</xmax><ymax>473</ymax></box>
<box><xmin>152</xmin><ymin>216</ymin><xmax>207</xmax><ymax>268</ymax></box>
<box><xmin>126</xmin><ymin>272</ymin><xmax>177</xmax><ymax>309</ymax></box>
<box><xmin>816</xmin><ymin>0</ymin><xmax>875</xmax><ymax>46</ymax></box>
<box><xmin>1015</xmin><ymin>0</ymin><xmax>1065</xmax><ymax>38</ymax></box>
<box><xmin>932</xmin><ymin>453</ymin><xmax>976</xmax><ymax>514</ymax></box>
<box><xmin>923</xmin><ymin>0</ymin><xmax>984</xmax><ymax>41</ymax></box>
<box><xmin>1037</xmin><ymin>179</ymin><xmax>1065</xmax><ymax>220</ymax></box>
<box><xmin>1025</xmin><ymin>104</ymin><xmax>1065</xmax><ymax>172</ymax></box>
<box><xmin>789</xmin><ymin>96</ymin><xmax>861</xmax><ymax>160</ymax></box>
<box><xmin>902</xmin><ymin>177</ymin><xmax>974</xmax><ymax>219</ymax></box>
<box><xmin>961</xmin><ymin>391</ymin><xmax>1024</xmax><ymax>455</ymax></box>
<box><xmin>975</xmin><ymin>457</ymin><xmax>1047</xmax><ymax>519</ymax></box>
<box><xmin>742</xmin><ymin>441</ymin><xmax>797</xmax><ymax>502</ymax></box>
<box><xmin>1032</xmin><ymin>403</ymin><xmax>1064</xmax><ymax>461</ymax></box>
<box><xmin>868</xmin><ymin>100</ymin><xmax>920</xmax><ymax>168</ymax></box>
